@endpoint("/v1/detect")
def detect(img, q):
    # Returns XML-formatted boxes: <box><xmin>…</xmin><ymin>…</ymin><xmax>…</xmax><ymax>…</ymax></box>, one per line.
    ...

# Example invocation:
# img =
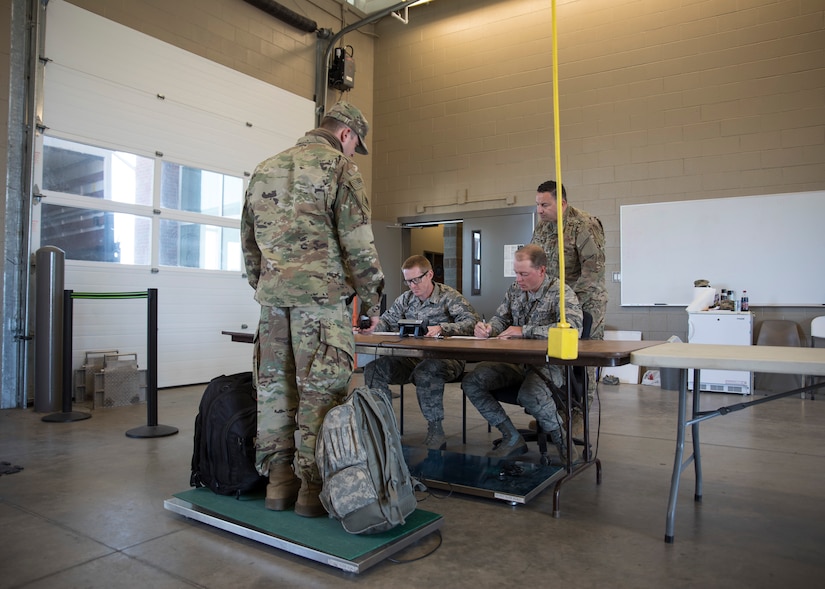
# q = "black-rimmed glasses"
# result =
<box><xmin>403</xmin><ymin>271</ymin><xmax>429</xmax><ymax>286</ymax></box>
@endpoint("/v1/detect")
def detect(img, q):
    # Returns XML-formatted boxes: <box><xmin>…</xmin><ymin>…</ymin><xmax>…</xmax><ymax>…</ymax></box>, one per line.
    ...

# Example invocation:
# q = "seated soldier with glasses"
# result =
<box><xmin>360</xmin><ymin>255</ymin><xmax>480</xmax><ymax>450</ymax></box>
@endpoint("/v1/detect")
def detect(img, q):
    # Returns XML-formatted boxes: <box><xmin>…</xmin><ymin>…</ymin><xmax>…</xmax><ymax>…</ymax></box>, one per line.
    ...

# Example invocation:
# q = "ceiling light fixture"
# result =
<box><xmin>391</xmin><ymin>0</ymin><xmax>435</xmax><ymax>25</ymax></box>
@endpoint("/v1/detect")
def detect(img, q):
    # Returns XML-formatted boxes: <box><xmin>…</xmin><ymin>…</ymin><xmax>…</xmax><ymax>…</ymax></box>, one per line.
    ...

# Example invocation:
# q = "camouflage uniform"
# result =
<box><xmin>531</xmin><ymin>205</ymin><xmax>607</xmax><ymax>400</ymax></box>
<box><xmin>363</xmin><ymin>282</ymin><xmax>479</xmax><ymax>423</ymax></box>
<box><xmin>241</xmin><ymin>111</ymin><xmax>384</xmax><ymax>485</ymax></box>
<box><xmin>461</xmin><ymin>276</ymin><xmax>583</xmax><ymax>432</ymax></box>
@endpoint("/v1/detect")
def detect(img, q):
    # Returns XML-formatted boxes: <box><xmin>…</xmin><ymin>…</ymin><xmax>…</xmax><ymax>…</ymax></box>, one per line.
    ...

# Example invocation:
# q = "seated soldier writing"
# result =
<box><xmin>461</xmin><ymin>244</ymin><xmax>583</xmax><ymax>461</ymax></box>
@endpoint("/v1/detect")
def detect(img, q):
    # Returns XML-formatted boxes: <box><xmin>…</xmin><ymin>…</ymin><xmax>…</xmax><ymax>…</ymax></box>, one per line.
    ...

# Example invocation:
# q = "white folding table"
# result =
<box><xmin>631</xmin><ymin>342</ymin><xmax>825</xmax><ymax>543</ymax></box>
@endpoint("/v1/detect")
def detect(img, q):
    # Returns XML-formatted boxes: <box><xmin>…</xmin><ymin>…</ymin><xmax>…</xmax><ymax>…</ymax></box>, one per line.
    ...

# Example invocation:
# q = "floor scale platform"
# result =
<box><xmin>403</xmin><ymin>446</ymin><xmax>565</xmax><ymax>504</ymax></box>
<box><xmin>164</xmin><ymin>488</ymin><xmax>443</xmax><ymax>574</ymax></box>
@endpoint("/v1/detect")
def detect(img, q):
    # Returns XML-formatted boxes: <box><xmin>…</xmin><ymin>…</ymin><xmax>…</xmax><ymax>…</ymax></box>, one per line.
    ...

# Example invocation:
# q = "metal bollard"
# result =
<box><xmin>34</xmin><ymin>246</ymin><xmax>65</xmax><ymax>412</ymax></box>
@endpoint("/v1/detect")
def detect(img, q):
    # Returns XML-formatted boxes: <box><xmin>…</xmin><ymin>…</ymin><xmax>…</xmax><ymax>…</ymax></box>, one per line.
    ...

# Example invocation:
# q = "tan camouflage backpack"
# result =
<box><xmin>316</xmin><ymin>386</ymin><xmax>423</xmax><ymax>534</ymax></box>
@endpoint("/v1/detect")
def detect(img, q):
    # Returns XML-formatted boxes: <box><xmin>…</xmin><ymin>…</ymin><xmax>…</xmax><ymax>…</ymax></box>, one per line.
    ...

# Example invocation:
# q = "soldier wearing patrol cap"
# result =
<box><xmin>241</xmin><ymin>101</ymin><xmax>384</xmax><ymax>517</ymax></box>
<box><xmin>324</xmin><ymin>101</ymin><xmax>370</xmax><ymax>155</ymax></box>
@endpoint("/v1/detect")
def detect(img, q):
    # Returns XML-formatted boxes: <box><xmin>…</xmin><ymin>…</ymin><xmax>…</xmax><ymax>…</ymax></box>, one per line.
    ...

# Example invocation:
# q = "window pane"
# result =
<box><xmin>160</xmin><ymin>162</ymin><xmax>243</xmax><ymax>219</ymax></box>
<box><xmin>40</xmin><ymin>204</ymin><xmax>151</xmax><ymax>264</ymax></box>
<box><xmin>471</xmin><ymin>230</ymin><xmax>481</xmax><ymax>295</ymax></box>
<box><xmin>159</xmin><ymin>219</ymin><xmax>241</xmax><ymax>271</ymax></box>
<box><xmin>42</xmin><ymin>136</ymin><xmax>153</xmax><ymax>205</ymax></box>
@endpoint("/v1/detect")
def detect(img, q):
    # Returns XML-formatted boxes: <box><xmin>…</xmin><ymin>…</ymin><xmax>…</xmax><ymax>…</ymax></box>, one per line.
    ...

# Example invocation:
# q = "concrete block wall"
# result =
<box><xmin>371</xmin><ymin>0</ymin><xmax>825</xmax><ymax>342</ymax></box>
<box><xmin>3</xmin><ymin>0</ymin><xmax>822</xmax><ymax>346</ymax></box>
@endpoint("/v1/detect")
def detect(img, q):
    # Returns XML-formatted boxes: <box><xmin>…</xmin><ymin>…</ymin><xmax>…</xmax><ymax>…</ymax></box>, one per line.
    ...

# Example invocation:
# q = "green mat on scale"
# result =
<box><xmin>165</xmin><ymin>488</ymin><xmax>443</xmax><ymax>573</ymax></box>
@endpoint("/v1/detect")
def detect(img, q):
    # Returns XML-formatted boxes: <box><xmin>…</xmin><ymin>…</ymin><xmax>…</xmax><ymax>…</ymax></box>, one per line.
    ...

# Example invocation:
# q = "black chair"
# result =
<box><xmin>482</xmin><ymin>311</ymin><xmax>592</xmax><ymax>465</ymax></box>
<box><xmin>754</xmin><ymin>319</ymin><xmax>803</xmax><ymax>395</ymax></box>
<box><xmin>807</xmin><ymin>316</ymin><xmax>825</xmax><ymax>400</ymax></box>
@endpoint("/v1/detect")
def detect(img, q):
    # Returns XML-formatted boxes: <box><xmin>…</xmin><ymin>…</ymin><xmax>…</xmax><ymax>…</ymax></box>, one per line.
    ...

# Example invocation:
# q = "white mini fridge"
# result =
<box><xmin>687</xmin><ymin>311</ymin><xmax>753</xmax><ymax>394</ymax></box>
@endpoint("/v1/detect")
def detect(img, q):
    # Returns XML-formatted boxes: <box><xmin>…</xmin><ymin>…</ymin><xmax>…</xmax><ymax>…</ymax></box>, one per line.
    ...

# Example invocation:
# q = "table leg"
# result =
<box><xmin>581</xmin><ymin>374</ymin><xmax>600</xmax><ymax>485</ymax></box>
<box><xmin>665</xmin><ymin>368</ymin><xmax>689</xmax><ymax>543</ymax></box>
<box><xmin>552</xmin><ymin>365</ymin><xmax>600</xmax><ymax>517</ymax></box>
<box><xmin>565</xmin><ymin>365</ymin><xmax>574</xmax><ymax>473</ymax></box>
<box><xmin>692</xmin><ymin>370</ymin><xmax>703</xmax><ymax>502</ymax></box>
<box><xmin>582</xmin><ymin>375</ymin><xmax>591</xmax><ymax>462</ymax></box>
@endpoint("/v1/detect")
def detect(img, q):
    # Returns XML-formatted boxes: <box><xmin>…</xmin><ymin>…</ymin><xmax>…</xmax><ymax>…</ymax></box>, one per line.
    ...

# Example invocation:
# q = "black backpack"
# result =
<box><xmin>190</xmin><ymin>372</ymin><xmax>267</xmax><ymax>497</ymax></box>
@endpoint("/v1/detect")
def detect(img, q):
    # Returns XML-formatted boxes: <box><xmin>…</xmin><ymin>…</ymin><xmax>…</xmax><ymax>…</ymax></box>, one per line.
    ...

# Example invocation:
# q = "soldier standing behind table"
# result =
<box><xmin>241</xmin><ymin>101</ymin><xmax>384</xmax><ymax>517</ymax></box>
<box><xmin>530</xmin><ymin>180</ymin><xmax>607</xmax><ymax>436</ymax></box>
<box><xmin>360</xmin><ymin>254</ymin><xmax>479</xmax><ymax>451</ymax></box>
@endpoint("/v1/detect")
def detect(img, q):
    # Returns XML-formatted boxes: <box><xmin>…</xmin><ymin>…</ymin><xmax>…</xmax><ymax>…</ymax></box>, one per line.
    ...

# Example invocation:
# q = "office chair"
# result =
<box><xmin>805</xmin><ymin>316</ymin><xmax>825</xmax><ymax>400</ymax></box>
<box><xmin>485</xmin><ymin>311</ymin><xmax>593</xmax><ymax>466</ymax></box>
<box><xmin>754</xmin><ymin>319</ymin><xmax>803</xmax><ymax>395</ymax></box>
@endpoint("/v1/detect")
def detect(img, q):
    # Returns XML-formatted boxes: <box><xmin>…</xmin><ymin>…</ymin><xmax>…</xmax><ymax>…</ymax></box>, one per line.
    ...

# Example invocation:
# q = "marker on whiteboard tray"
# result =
<box><xmin>654</xmin><ymin>303</ymin><xmax>667</xmax><ymax>306</ymax></box>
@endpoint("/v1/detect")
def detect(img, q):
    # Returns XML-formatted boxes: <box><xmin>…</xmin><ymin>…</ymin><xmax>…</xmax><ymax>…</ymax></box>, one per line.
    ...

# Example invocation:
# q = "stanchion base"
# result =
<box><xmin>42</xmin><ymin>411</ymin><xmax>92</xmax><ymax>423</ymax></box>
<box><xmin>125</xmin><ymin>424</ymin><xmax>179</xmax><ymax>438</ymax></box>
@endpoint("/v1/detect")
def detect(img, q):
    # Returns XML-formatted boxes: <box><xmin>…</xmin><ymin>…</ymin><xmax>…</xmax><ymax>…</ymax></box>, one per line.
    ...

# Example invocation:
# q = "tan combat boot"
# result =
<box><xmin>264</xmin><ymin>463</ymin><xmax>301</xmax><ymax>511</ymax></box>
<box><xmin>294</xmin><ymin>480</ymin><xmax>327</xmax><ymax>518</ymax></box>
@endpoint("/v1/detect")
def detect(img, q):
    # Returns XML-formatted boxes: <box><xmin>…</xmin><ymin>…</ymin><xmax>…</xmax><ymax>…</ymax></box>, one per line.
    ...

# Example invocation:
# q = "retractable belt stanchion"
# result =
<box><xmin>62</xmin><ymin>289</ymin><xmax>178</xmax><ymax>438</ymax></box>
<box><xmin>126</xmin><ymin>288</ymin><xmax>178</xmax><ymax>438</ymax></box>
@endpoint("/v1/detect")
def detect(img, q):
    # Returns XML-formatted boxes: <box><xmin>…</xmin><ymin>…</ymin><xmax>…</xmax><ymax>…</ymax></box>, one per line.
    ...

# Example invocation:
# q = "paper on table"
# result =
<box><xmin>362</xmin><ymin>332</ymin><xmax>488</xmax><ymax>339</ymax></box>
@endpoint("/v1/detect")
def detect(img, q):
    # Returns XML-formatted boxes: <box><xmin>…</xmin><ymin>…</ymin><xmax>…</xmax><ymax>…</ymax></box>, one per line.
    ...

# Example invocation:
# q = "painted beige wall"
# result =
<box><xmin>371</xmin><ymin>0</ymin><xmax>825</xmax><ymax>341</ymax></box>
<box><xmin>410</xmin><ymin>225</ymin><xmax>443</xmax><ymax>259</ymax></box>
<box><xmin>2</xmin><ymin>0</ymin><xmax>823</xmax><ymax>343</ymax></box>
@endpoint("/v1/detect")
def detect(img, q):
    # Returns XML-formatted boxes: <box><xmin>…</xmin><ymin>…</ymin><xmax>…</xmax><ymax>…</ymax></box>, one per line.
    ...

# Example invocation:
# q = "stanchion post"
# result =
<box><xmin>126</xmin><ymin>288</ymin><xmax>178</xmax><ymax>438</ymax></box>
<box><xmin>62</xmin><ymin>289</ymin><xmax>73</xmax><ymax>412</ymax></box>
<box><xmin>147</xmin><ymin>287</ymin><xmax>158</xmax><ymax>427</ymax></box>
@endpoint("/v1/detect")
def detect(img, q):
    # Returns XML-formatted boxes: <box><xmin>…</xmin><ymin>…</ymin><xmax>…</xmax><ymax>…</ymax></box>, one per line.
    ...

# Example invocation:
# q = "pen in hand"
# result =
<box><xmin>476</xmin><ymin>315</ymin><xmax>492</xmax><ymax>338</ymax></box>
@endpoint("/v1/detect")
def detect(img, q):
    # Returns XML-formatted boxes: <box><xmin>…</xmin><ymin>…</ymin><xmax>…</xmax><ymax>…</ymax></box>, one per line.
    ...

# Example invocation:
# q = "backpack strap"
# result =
<box><xmin>190</xmin><ymin>409</ymin><xmax>203</xmax><ymax>488</ymax></box>
<box><xmin>356</xmin><ymin>388</ymin><xmax>406</xmax><ymax>526</ymax></box>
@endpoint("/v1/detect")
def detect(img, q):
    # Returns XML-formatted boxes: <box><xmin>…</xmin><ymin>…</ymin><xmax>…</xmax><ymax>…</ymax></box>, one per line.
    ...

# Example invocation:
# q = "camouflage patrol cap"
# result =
<box><xmin>324</xmin><ymin>101</ymin><xmax>369</xmax><ymax>155</ymax></box>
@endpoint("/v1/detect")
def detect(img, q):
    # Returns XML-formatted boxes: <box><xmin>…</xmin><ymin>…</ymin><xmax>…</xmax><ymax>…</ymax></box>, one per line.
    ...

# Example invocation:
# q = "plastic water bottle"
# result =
<box><xmin>741</xmin><ymin>290</ymin><xmax>749</xmax><ymax>312</ymax></box>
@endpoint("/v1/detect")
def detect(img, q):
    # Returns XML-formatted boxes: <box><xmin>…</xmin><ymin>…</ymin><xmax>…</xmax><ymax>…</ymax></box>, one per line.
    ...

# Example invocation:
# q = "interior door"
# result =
<box><xmin>461</xmin><ymin>210</ymin><xmax>535</xmax><ymax>319</ymax></box>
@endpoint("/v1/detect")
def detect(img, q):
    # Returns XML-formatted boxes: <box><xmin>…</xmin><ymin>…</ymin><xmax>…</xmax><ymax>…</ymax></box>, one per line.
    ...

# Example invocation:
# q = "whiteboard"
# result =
<box><xmin>620</xmin><ymin>191</ymin><xmax>825</xmax><ymax>307</ymax></box>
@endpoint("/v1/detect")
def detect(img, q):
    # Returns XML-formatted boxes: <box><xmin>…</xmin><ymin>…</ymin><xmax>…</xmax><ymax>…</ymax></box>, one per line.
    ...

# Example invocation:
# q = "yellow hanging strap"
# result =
<box><xmin>547</xmin><ymin>0</ymin><xmax>578</xmax><ymax>360</ymax></box>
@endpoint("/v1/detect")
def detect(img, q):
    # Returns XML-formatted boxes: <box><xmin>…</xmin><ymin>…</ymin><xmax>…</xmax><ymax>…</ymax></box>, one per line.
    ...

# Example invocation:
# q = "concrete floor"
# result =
<box><xmin>2</xmin><ymin>375</ymin><xmax>824</xmax><ymax>588</ymax></box>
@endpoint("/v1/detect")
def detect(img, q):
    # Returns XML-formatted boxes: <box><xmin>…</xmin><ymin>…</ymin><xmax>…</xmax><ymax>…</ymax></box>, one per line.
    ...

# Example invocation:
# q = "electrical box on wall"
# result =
<box><xmin>328</xmin><ymin>46</ymin><xmax>355</xmax><ymax>91</ymax></box>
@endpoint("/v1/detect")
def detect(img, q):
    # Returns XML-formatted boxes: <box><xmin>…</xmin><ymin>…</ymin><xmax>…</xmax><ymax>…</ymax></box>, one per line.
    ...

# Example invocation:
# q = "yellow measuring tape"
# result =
<box><xmin>547</xmin><ymin>0</ymin><xmax>578</xmax><ymax>360</ymax></box>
